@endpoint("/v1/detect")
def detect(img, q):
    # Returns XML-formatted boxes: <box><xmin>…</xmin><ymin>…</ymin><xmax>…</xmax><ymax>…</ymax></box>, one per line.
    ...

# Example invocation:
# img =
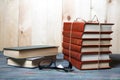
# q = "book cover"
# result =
<box><xmin>63</xmin><ymin>36</ymin><xmax>82</xmax><ymax>45</ymax></box>
<box><xmin>4</xmin><ymin>45</ymin><xmax>58</xmax><ymax>58</ymax></box>
<box><xmin>62</xmin><ymin>31</ymin><xmax>83</xmax><ymax>39</ymax></box>
<box><xmin>63</xmin><ymin>22</ymin><xmax>85</xmax><ymax>32</ymax></box>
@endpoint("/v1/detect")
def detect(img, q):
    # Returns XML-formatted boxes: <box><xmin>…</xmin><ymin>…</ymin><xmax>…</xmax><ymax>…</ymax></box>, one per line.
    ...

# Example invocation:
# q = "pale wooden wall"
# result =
<box><xmin>0</xmin><ymin>0</ymin><xmax>32</xmax><ymax>50</ymax></box>
<box><xmin>0</xmin><ymin>0</ymin><xmax>19</xmax><ymax>50</ymax></box>
<box><xmin>107</xmin><ymin>0</ymin><xmax>120</xmax><ymax>53</ymax></box>
<box><xmin>0</xmin><ymin>0</ymin><xmax>120</xmax><ymax>53</ymax></box>
<box><xmin>62</xmin><ymin>0</ymin><xmax>75</xmax><ymax>21</ymax></box>
<box><xmin>0</xmin><ymin>0</ymin><xmax>62</xmax><ymax>52</ymax></box>
<box><xmin>18</xmin><ymin>0</ymin><xmax>32</xmax><ymax>46</ymax></box>
<box><xmin>31</xmin><ymin>0</ymin><xmax>62</xmax><ymax>52</ymax></box>
<box><xmin>0</xmin><ymin>0</ymin><xmax>4</xmax><ymax>50</ymax></box>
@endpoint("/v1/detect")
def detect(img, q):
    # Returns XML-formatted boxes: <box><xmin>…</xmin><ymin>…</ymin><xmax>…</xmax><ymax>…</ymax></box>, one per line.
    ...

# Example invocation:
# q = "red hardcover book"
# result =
<box><xmin>63</xmin><ymin>36</ymin><xmax>82</xmax><ymax>45</ymax></box>
<box><xmin>62</xmin><ymin>31</ymin><xmax>83</xmax><ymax>39</ymax></box>
<box><xmin>63</xmin><ymin>31</ymin><xmax>112</xmax><ymax>39</ymax></box>
<box><xmin>63</xmin><ymin>22</ymin><xmax>113</xmax><ymax>32</ymax></box>
<box><xmin>63</xmin><ymin>36</ymin><xmax>112</xmax><ymax>46</ymax></box>
<box><xmin>62</xmin><ymin>48</ymin><xmax>111</xmax><ymax>61</ymax></box>
<box><xmin>64</xmin><ymin>55</ymin><xmax>111</xmax><ymax>70</ymax></box>
<box><xmin>62</xmin><ymin>42</ymin><xmax>81</xmax><ymax>52</ymax></box>
<box><xmin>62</xmin><ymin>42</ymin><xmax>111</xmax><ymax>52</ymax></box>
<box><xmin>63</xmin><ymin>22</ymin><xmax>85</xmax><ymax>32</ymax></box>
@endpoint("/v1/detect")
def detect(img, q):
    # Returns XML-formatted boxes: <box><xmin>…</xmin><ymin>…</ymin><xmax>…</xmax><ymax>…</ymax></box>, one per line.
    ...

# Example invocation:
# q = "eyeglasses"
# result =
<box><xmin>38</xmin><ymin>58</ymin><xmax>73</xmax><ymax>72</ymax></box>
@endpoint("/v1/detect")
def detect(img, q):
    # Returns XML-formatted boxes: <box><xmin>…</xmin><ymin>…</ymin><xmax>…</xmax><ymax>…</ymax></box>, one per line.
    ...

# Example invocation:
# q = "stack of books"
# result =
<box><xmin>3</xmin><ymin>45</ymin><xmax>58</xmax><ymax>68</ymax></box>
<box><xmin>62</xmin><ymin>22</ymin><xmax>114</xmax><ymax>70</ymax></box>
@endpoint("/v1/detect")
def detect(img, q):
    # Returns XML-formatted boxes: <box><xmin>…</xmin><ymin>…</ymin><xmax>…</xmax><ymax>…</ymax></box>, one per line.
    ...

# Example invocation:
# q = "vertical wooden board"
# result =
<box><xmin>3</xmin><ymin>0</ymin><xmax>19</xmax><ymax>49</ymax></box>
<box><xmin>18</xmin><ymin>0</ymin><xmax>32</xmax><ymax>46</ymax></box>
<box><xmin>47</xmin><ymin>0</ymin><xmax>62</xmax><ymax>52</ymax></box>
<box><xmin>31</xmin><ymin>0</ymin><xmax>62</xmax><ymax>52</ymax></box>
<box><xmin>62</xmin><ymin>0</ymin><xmax>75</xmax><ymax>21</ymax></box>
<box><xmin>75</xmin><ymin>0</ymin><xmax>107</xmax><ymax>22</ymax></box>
<box><xmin>31</xmin><ymin>0</ymin><xmax>48</xmax><ymax>45</ymax></box>
<box><xmin>107</xmin><ymin>0</ymin><xmax>120</xmax><ymax>54</ymax></box>
<box><xmin>75</xmin><ymin>0</ymin><xmax>91</xmax><ymax>21</ymax></box>
<box><xmin>0</xmin><ymin>0</ymin><xmax>5</xmax><ymax>50</ymax></box>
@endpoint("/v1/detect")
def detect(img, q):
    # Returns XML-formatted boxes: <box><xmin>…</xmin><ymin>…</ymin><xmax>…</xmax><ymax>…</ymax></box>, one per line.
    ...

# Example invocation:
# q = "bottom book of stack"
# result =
<box><xmin>7</xmin><ymin>55</ymin><xmax>56</xmax><ymax>68</ymax></box>
<box><xmin>64</xmin><ymin>55</ymin><xmax>111</xmax><ymax>70</ymax></box>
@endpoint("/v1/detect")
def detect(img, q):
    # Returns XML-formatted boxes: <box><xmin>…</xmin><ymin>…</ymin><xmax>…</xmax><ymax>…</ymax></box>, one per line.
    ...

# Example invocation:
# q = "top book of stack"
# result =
<box><xmin>3</xmin><ymin>45</ymin><xmax>58</xmax><ymax>58</ymax></box>
<box><xmin>63</xmin><ymin>22</ymin><xmax>113</xmax><ymax>32</ymax></box>
<box><xmin>63</xmin><ymin>22</ymin><xmax>114</xmax><ymax>40</ymax></box>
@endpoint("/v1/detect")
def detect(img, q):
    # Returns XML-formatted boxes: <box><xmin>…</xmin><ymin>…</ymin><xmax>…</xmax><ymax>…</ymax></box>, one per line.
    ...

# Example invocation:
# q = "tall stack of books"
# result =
<box><xmin>62</xmin><ymin>22</ymin><xmax>114</xmax><ymax>70</ymax></box>
<box><xmin>3</xmin><ymin>45</ymin><xmax>58</xmax><ymax>68</ymax></box>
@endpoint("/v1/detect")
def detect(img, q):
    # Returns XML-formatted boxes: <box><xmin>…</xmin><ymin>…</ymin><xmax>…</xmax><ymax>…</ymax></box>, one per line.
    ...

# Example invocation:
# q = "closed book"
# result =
<box><xmin>84</xmin><ymin>23</ymin><xmax>113</xmax><ymax>32</ymax></box>
<box><xmin>63</xmin><ymin>22</ymin><xmax>85</xmax><ymax>32</ymax></box>
<box><xmin>62</xmin><ymin>31</ymin><xmax>83</xmax><ymax>39</ymax></box>
<box><xmin>63</xmin><ymin>36</ymin><xmax>82</xmax><ymax>45</ymax></box>
<box><xmin>64</xmin><ymin>55</ymin><xmax>111</xmax><ymax>70</ymax></box>
<box><xmin>4</xmin><ymin>45</ymin><xmax>58</xmax><ymax>58</ymax></box>
<box><xmin>63</xmin><ymin>48</ymin><xmax>111</xmax><ymax>61</ymax></box>
<box><xmin>63</xmin><ymin>36</ymin><xmax>111</xmax><ymax>45</ymax></box>
<box><xmin>7</xmin><ymin>55</ymin><xmax>56</xmax><ymax>68</ymax></box>
<box><xmin>63</xmin><ymin>31</ymin><xmax>112</xmax><ymax>39</ymax></box>
<box><xmin>63</xmin><ymin>22</ymin><xmax>113</xmax><ymax>32</ymax></box>
<box><xmin>62</xmin><ymin>42</ymin><xmax>111</xmax><ymax>52</ymax></box>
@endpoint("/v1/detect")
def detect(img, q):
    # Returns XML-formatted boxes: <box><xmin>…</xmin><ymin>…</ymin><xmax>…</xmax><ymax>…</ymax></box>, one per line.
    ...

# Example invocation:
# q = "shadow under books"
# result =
<box><xmin>110</xmin><ymin>54</ymin><xmax>120</xmax><ymax>68</ymax></box>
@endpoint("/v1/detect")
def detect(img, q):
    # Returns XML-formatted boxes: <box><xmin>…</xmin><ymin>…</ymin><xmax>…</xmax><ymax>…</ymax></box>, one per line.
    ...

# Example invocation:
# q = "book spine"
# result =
<box><xmin>62</xmin><ymin>31</ymin><xmax>83</xmax><ymax>39</ymax></box>
<box><xmin>63</xmin><ymin>36</ymin><xmax>82</xmax><ymax>45</ymax></box>
<box><xmin>63</xmin><ymin>22</ymin><xmax>85</xmax><ymax>32</ymax></box>
<box><xmin>62</xmin><ymin>42</ymin><xmax>81</xmax><ymax>52</ymax></box>
<box><xmin>62</xmin><ymin>48</ymin><xmax>82</xmax><ymax>61</ymax></box>
<box><xmin>64</xmin><ymin>54</ymin><xmax>82</xmax><ymax>69</ymax></box>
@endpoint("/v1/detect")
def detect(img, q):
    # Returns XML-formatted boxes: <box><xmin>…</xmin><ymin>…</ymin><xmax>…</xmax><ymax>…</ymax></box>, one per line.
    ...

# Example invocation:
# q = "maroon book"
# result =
<box><xmin>62</xmin><ymin>42</ymin><xmax>111</xmax><ymax>52</ymax></box>
<box><xmin>62</xmin><ymin>48</ymin><xmax>111</xmax><ymax>61</ymax></box>
<box><xmin>62</xmin><ymin>31</ymin><xmax>83</xmax><ymax>39</ymax></box>
<box><xmin>63</xmin><ymin>36</ymin><xmax>112</xmax><ymax>46</ymax></box>
<box><xmin>63</xmin><ymin>22</ymin><xmax>113</xmax><ymax>33</ymax></box>
<box><xmin>63</xmin><ymin>22</ymin><xmax>85</xmax><ymax>32</ymax></box>
<box><xmin>64</xmin><ymin>55</ymin><xmax>111</xmax><ymax>70</ymax></box>
<box><xmin>63</xmin><ymin>36</ymin><xmax>82</xmax><ymax>45</ymax></box>
<box><xmin>62</xmin><ymin>42</ymin><xmax>81</xmax><ymax>52</ymax></box>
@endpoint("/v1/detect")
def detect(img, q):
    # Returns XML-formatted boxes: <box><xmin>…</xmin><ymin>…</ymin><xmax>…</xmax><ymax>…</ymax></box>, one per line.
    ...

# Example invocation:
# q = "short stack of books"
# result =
<box><xmin>3</xmin><ymin>45</ymin><xmax>58</xmax><ymax>68</ymax></box>
<box><xmin>62</xmin><ymin>22</ymin><xmax>114</xmax><ymax>70</ymax></box>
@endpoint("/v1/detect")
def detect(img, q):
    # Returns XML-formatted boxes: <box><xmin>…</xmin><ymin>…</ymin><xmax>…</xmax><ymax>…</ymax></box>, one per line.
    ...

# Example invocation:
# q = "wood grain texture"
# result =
<box><xmin>18</xmin><ymin>0</ymin><xmax>32</xmax><ymax>46</ymax></box>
